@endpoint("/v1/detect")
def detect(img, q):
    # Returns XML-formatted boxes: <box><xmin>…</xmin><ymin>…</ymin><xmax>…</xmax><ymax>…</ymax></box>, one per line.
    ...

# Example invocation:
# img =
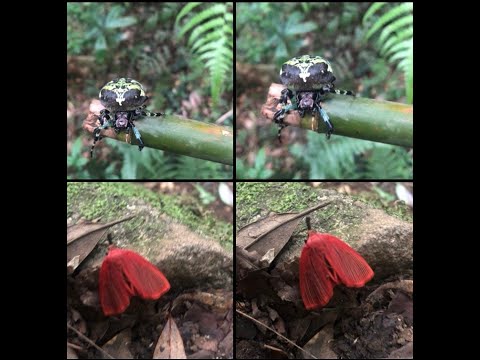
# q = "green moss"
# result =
<box><xmin>67</xmin><ymin>182</ymin><xmax>232</xmax><ymax>250</ymax></box>
<box><xmin>236</xmin><ymin>182</ymin><xmax>320</xmax><ymax>222</ymax></box>
<box><xmin>236</xmin><ymin>182</ymin><xmax>341</xmax><ymax>235</ymax></box>
<box><xmin>352</xmin><ymin>191</ymin><xmax>413</xmax><ymax>223</ymax></box>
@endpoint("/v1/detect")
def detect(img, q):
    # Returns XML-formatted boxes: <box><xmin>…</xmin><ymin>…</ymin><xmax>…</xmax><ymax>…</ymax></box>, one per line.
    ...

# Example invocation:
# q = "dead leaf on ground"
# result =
<box><xmin>236</xmin><ymin>202</ymin><xmax>332</xmax><ymax>272</ymax></box>
<box><xmin>66</xmin><ymin>215</ymin><xmax>135</xmax><ymax>274</ymax></box>
<box><xmin>153</xmin><ymin>316</ymin><xmax>187</xmax><ymax>359</ymax></box>
<box><xmin>302</xmin><ymin>323</ymin><xmax>337</xmax><ymax>359</ymax></box>
<box><xmin>101</xmin><ymin>329</ymin><xmax>134</xmax><ymax>359</ymax></box>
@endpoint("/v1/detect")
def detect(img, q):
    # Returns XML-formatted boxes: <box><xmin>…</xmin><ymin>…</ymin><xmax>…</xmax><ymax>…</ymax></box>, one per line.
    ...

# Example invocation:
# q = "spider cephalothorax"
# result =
<box><xmin>273</xmin><ymin>55</ymin><xmax>354</xmax><ymax>142</ymax></box>
<box><xmin>90</xmin><ymin>78</ymin><xmax>164</xmax><ymax>157</ymax></box>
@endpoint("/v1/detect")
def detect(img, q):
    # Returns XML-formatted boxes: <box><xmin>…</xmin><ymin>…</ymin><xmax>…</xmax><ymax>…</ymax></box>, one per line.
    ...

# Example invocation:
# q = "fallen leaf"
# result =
<box><xmin>236</xmin><ymin>202</ymin><xmax>332</xmax><ymax>266</ymax></box>
<box><xmin>101</xmin><ymin>329</ymin><xmax>134</xmax><ymax>359</ymax></box>
<box><xmin>66</xmin><ymin>215</ymin><xmax>135</xmax><ymax>273</ymax></box>
<box><xmin>188</xmin><ymin>350</ymin><xmax>215</xmax><ymax>359</ymax></box>
<box><xmin>301</xmin><ymin>323</ymin><xmax>337</xmax><ymax>359</ymax></box>
<box><xmin>153</xmin><ymin>316</ymin><xmax>187</xmax><ymax>359</ymax></box>
<box><xmin>260</xmin><ymin>248</ymin><xmax>275</xmax><ymax>266</ymax></box>
<box><xmin>218</xmin><ymin>329</ymin><xmax>233</xmax><ymax>357</ymax></box>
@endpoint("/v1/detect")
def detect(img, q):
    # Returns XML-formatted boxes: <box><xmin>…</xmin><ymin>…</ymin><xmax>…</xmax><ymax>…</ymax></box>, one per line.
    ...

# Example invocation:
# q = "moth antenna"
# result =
<box><xmin>306</xmin><ymin>217</ymin><xmax>312</xmax><ymax>230</ymax></box>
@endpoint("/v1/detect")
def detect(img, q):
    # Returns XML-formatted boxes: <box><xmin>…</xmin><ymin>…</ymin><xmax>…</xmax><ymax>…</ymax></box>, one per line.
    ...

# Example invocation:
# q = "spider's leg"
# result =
<box><xmin>273</xmin><ymin>89</ymin><xmax>294</xmax><ymax>123</ymax></box>
<box><xmin>277</xmin><ymin>123</ymin><xmax>288</xmax><ymax>143</ymax></box>
<box><xmin>135</xmin><ymin>105</ymin><xmax>164</xmax><ymax>117</ymax></box>
<box><xmin>314</xmin><ymin>103</ymin><xmax>334</xmax><ymax>139</ymax></box>
<box><xmin>131</xmin><ymin>123</ymin><xmax>145</xmax><ymax>151</ymax></box>
<box><xmin>274</xmin><ymin>103</ymin><xmax>296</xmax><ymax>143</ymax></box>
<box><xmin>90</xmin><ymin>120</ymin><xmax>113</xmax><ymax>158</ymax></box>
<box><xmin>273</xmin><ymin>89</ymin><xmax>295</xmax><ymax>143</ymax></box>
<box><xmin>125</xmin><ymin>127</ymin><xmax>131</xmax><ymax>144</ymax></box>
<box><xmin>329</xmin><ymin>88</ymin><xmax>355</xmax><ymax>96</ymax></box>
<box><xmin>90</xmin><ymin>110</ymin><xmax>115</xmax><ymax>157</ymax></box>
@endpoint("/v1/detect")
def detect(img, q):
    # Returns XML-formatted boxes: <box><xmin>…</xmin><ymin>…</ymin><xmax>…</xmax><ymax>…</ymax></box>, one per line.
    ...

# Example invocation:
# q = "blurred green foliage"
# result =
<box><xmin>176</xmin><ymin>3</ymin><xmax>233</xmax><ymax>104</ymax></box>
<box><xmin>363</xmin><ymin>2</ymin><xmax>413</xmax><ymax>103</ymax></box>
<box><xmin>67</xmin><ymin>2</ymin><xmax>232</xmax><ymax>179</ymax></box>
<box><xmin>236</xmin><ymin>2</ymin><xmax>413</xmax><ymax>179</ymax></box>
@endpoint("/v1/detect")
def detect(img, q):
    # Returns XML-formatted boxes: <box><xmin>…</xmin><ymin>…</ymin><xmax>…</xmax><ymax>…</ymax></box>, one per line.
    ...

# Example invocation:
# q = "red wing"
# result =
<box><xmin>118</xmin><ymin>250</ymin><xmax>171</xmax><ymax>300</ymax></box>
<box><xmin>99</xmin><ymin>250</ymin><xmax>134</xmax><ymax>316</ymax></box>
<box><xmin>299</xmin><ymin>243</ymin><xmax>336</xmax><ymax>310</ymax></box>
<box><xmin>319</xmin><ymin>234</ymin><xmax>374</xmax><ymax>288</ymax></box>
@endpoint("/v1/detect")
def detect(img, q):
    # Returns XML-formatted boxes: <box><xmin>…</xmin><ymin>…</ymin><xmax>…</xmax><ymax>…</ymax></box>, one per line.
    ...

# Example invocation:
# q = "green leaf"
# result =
<box><xmin>105</xmin><ymin>16</ymin><xmax>137</xmax><ymax>29</ymax></box>
<box><xmin>363</xmin><ymin>2</ymin><xmax>387</xmax><ymax>25</ymax></box>
<box><xmin>191</xmin><ymin>31</ymin><xmax>222</xmax><ymax>53</ymax></box>
<box><xmin>255</xmin><ymin>148</ymin><xmax>267</xmax><ymax>169</ymax></box>
<box><xmin>177</xmin><ymin>4</ymin><xmax>226</xmax><ymax>38</ymax></box>
<box><xmin>85</xmin><ymin>27</ymin><xmax>99</xmax><ymax>40</ymax></box>
<box><xmin>365</xmin><ymin>2</ymin><xmax>413</xmax><ymax>40</ymax></box>
<box><xmin>286</xmin><ymin>21</ymin><xmax>317</xmax><ymax>35</ymax></box>
<box><xmin>377</xmin><ymin>15</ymin><xmax>412</xmax><ymax>46</ymax></box>
<box><xmin>95</xmin><ymin>35</ymin><xmax>107</xmax><ymax>50</ymax></box>
<box><xmin>175</xmin><ymin>3</ymin><xmax>232</xmax><ymax>107</ymax></box>
<box><xmin>188</xmin><ymin>18</ymin><xmax>224</xmax><ymax>47</ymax></box>
<box><xmin>380</xmin><ymin>28</ymin><xmax>413</xmax><ymax>57</ymax></box>
<box><xmin>193</xmin><ymin>184</ymin><xmax>216</xmax><ymax>205</ymax></box>
<box><xmin>175</xmin><ymin>2</ymin><xmax>203</xmax><ymax>27</ymax></box>
<box><xmin>188</xmin><ymin>17</ymin><xmax>225</xmax><ymax>46</ymax></box>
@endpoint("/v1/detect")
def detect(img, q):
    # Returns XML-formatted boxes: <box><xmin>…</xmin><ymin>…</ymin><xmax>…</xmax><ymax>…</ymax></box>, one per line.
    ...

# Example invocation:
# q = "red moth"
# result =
<box><xmin>299</xmin><ymin>217</ymin><xmax>374</xmax><ymax>310</ymax></box>
<box><xmin>99</xmin><ymin>245</ymin><xmax>170</xmax><ymax>316</ymax></box>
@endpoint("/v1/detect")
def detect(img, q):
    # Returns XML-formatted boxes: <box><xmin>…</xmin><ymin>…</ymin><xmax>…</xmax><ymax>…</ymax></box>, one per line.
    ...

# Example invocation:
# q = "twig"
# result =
<box><xmin>66</xmin><ymin>342</ymin><xmax>83</xmax><ymax>351</ymax></box>
<box><xmin>67</xmin><ymin>324</ymin><xmax>114</xmax><ymax>359</ymax></box>
<box><xmin>216</xmin><ymin>109</ymin><xmax>233</xmax><ymax>124</ymax></box>
<box><xmin>236</xmin><ymin>309</ymin><xmax>318</xmax><ymax>359</ymax></box>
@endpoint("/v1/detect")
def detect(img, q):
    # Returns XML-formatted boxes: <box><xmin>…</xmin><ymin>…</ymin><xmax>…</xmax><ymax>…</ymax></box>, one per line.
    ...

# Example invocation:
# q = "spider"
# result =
<box><xmin>273</xmin><ymin>55</ymin><xmax>354</xmax><ymax>142</ymax></box>
<box><xmin>90</xmin><ymin>78</ymin><xmax>164</xmax><ymax>157</ymax></box>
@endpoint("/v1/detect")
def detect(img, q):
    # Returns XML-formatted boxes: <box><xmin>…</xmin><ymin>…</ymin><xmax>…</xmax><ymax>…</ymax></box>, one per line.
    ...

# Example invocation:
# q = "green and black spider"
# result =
<box><xmin>90</xmin><ymin>78</ymin><xmax>164</xmax><ymax>157</ymax></box>
<box><xmin>273</xmin><ymin>55</ymin><xmax>354</xmax><ymax>142</ymax></box>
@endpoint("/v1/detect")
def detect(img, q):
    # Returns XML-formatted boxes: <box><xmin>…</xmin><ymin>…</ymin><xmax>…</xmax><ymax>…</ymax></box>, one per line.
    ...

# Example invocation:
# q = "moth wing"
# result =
<box><xmin>99</xmin><ymin>249</ymin><xmax>134</xmax><ymax>316</ymax></box>
<box><xmin>299</xmin><ymin>242</ymin><xmax>336</xmax><ymax>310</ymax></box>
<box><xmin>119</xmin><ymin>250</ymin><xmax>171</xmax><ymax>300</ymax></box>
<box><xmin>321</xmin><ymin>234</ymin><xmax>374</xmax><ymax>288</ymax></box>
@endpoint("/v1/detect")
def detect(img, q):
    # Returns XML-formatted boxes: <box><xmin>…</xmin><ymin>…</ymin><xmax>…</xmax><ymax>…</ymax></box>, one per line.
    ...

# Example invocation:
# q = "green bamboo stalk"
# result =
<box><xmin>263</xmin><ymin>83</ymin><xmax>413</xmax><ymax>147</ymax></box>
<box><xmin>86</xmin><ymin>114</ymin><xmax>233</xmax><ymax>165</ymax></box>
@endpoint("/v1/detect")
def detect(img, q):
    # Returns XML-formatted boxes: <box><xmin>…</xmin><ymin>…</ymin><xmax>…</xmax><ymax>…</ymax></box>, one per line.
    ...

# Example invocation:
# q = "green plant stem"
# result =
<box><xmin>264</xmin><ymin>83</ymin><xmax>413</xmax><ymax>147</ymax></box>
<box><xmin>114</xmin><ymin>115</ymin><xmax>233</xmax><ymax>165</ymax></box>
<box><xmin>308</xmin><ymin>95</ymin><xmax>413</xmax><ymax>147</ymax></box>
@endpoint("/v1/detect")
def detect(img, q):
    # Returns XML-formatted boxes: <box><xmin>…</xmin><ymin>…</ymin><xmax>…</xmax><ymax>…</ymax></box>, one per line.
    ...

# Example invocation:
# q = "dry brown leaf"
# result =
<box><xmin>153</xmin><ymin>316</ymin><xmax>187</xmax><ymax>359</ymax></box>
<box><xmin>236</xmin><ymin>202</ymin><xmax>331</xmax><ymax>266</ymax></box>
<box><xmin>66</xmin><ymin>215</ymin><xmax>135</xmax><ymax>274</ymax></box>
<box><xmin>101</xmin><ymin>329</ymin><xmax>134</xmax><ymax>359</ymax></box>
<box><xmin>301</xmin><ymin>323</ymin><xmax>337</xmax><ymax>359</ymax></box>
<box><xmin>218</xmin><ymin>329</ymin><xmax>233</xmax><ymax>357</ymax></box>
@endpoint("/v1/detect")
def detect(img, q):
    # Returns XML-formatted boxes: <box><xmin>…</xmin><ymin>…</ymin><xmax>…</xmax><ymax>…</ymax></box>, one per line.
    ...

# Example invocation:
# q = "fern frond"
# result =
<box><xmin>175</xmin><ymin>2</ymin><xmax>203</xmax><ymax>27</ymax></box>
<box><xmin>365</xmin><ymin>2</ymin><xmax>413</xmax><ymax>40</ymax></box>
<box><xmin>365</xmin><ymin>145</ymin><xmax>412</xmax><ymax>179</ymax></box>
<box><xmin>380</xmin><ymin>27</ymin><xmax>413</xmax><ymax>57</ymax></box>
<box><xmin>377</xmin><ymin>15</ymin><xmax>412</xmax><ymax>46</ymax></box>
<box><xmin>291</xmin><ymin>134</ymin><xmax>377</xmax><ymax>179</ymax></box>
<box><xmin>176</xmin><ymin>3</ymin><xmax>233</xmax><ymax>105</ymax></box>
<box><xmin>363</xmin><ymin>3</ymin><xmax>413</xmax><ymax>104</ymax></box>
<box><xmin>362</xmin><ymin>2</ymin><xmax>387</xmax><ymax>25</ymax></box>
